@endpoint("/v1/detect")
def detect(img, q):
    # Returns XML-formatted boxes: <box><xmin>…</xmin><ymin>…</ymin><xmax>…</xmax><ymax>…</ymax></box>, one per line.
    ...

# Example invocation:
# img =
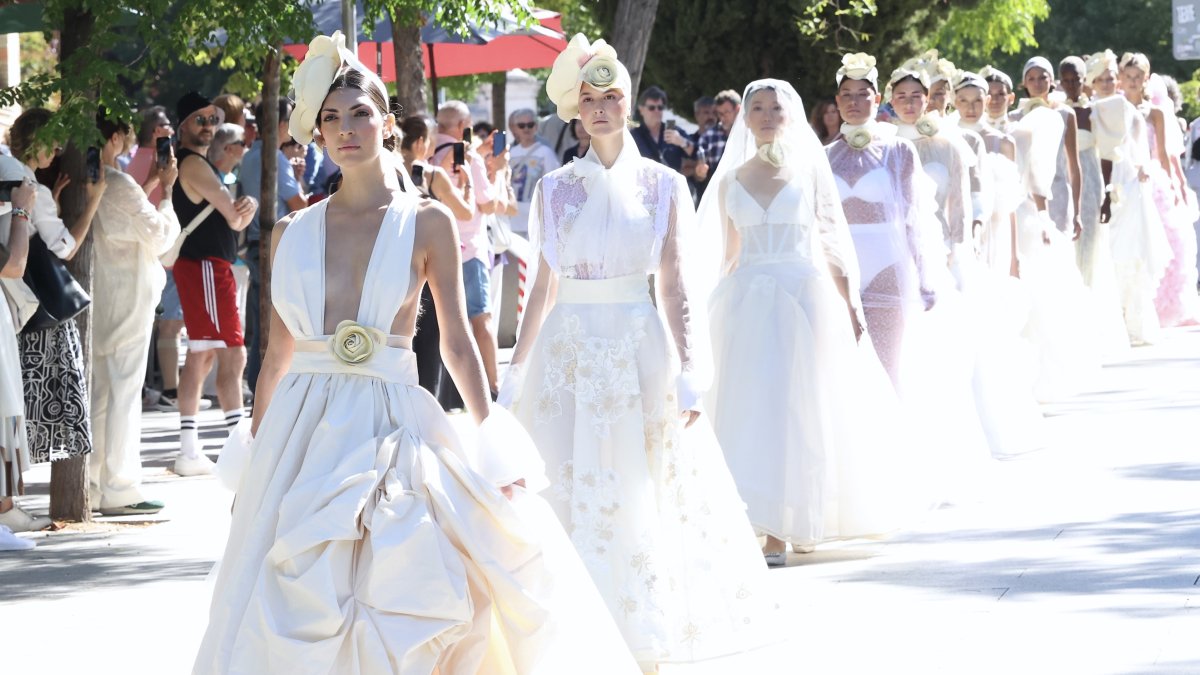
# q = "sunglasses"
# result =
<box><xmin>229</xmin><ymin>140</ymin><xmax>246</xmax><ymax>147</ymax></box>
<box><xmin>514</xmin><ymin>121</ymin><xmax>536</xmax><ymax>130</ymax></box>
<box><xmin>642</xmin><ymin>104</ymin><xmax>664</xmax><ymax>111</ymax></box>
<box><xmin>193</xmin><ymin>114</ymin><xmax>221</xmax><ymax>127</ymax></box>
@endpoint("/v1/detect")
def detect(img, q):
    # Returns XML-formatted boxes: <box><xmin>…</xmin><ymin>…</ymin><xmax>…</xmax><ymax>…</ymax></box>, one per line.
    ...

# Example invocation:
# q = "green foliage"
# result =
<box><xmin>934</xmin><ymin>0</ymin><xmax>1049</xmax><ymax>64</ymax></box>
<box><xmin>360</xmin><ymin>0</ymin><xmax>536</xmax><ymax>37</ymax></box>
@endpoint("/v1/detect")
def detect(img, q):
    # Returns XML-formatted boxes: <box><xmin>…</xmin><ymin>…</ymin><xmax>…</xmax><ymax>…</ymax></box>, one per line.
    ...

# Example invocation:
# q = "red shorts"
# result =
<box><xmin>173</xmin><ymin>257</ymin><xmax>244</xmax><ymax>351</ymax></box>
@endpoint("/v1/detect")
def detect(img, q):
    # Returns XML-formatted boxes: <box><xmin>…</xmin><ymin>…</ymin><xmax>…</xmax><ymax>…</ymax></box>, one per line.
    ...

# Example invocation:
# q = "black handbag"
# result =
<box><xmin>21</xmin><ymin>234</ymin><xmax>90</xmax><ymax>333</ymax></box>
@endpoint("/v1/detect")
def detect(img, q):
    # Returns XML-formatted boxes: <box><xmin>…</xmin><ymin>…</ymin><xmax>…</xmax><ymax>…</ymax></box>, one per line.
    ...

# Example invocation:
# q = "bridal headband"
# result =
<box><xmin>917</xmin><ymin>49</ymin><xmax>957</xmax><ymax>85</ymax></box>
<box><xmin>836</xmin><ymin>53</ymin><xmax>879</xmax><ymax>89</ymax></box>
<box><xmin>289</xmin><ymin>31</ymin><xmax>390</xmax><ymax>145</ymax></box>
<box><xmin>1022</xmin><ymin>56</ymin><xmax>1053</xmax><ymax>79</ymax></box>
<box><xmin>886</xmin><ymin>56</ymin><xmax>932</xmax><ymax>96</ymax></box>
<box><xmin>1085</xmin><ymin>49</ymin><xmax>1119</xmax><ymax>86</ymax></box>
<box><xmin>546</xmin><ymin>34</ymin><xmax>632</xmax><ymax>122</ymax></box>
<box><xmin>953</xmin><ymin>71</ymin><xmax>988</xmax><ymax>93</ymax></box>
<box><xmin>1119</xmin><ymin>51</ymin><xmax>1151</xmax><ymax>77</ymax></box>
<box><xmin>979</xmin><ymin>65</ymin><xmax>1013</xmax><ymax>91</ymax></box>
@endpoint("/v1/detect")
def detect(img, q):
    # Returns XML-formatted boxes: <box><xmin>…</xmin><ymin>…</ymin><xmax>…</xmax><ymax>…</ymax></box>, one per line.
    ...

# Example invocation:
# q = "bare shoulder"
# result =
<box><xmin>270</xmin><ymin>210</ymin><xmax>299</xmax><ymax>247</ymax></box>
<box><xmin>414</xmin><ymin>198</ymin><xmax>457</xmax><ymax>245</ymax></box>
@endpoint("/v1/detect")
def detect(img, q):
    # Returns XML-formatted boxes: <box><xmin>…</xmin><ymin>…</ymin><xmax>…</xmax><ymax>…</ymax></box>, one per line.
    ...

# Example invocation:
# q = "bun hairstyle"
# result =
<box><xmin>399</xmin><ymin>115</ymin><xmax>432</xmax><ymax>151</ymax></box>
<box><xmin>318</xmin><ymin>66</ymin><xmax>398</xmax><ymax>151</ymax></box>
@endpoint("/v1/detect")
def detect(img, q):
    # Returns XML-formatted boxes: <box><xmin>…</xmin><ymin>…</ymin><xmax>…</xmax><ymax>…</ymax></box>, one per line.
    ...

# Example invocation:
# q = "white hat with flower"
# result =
<box><xmin>836</xmin><ymin>52</ymin><xmax>879</xmax><ymax>88</ymax></box>
<box><xmin>289</xmin><ymin>31</ymin><xmax>390</xmax><ymax>145</ymax></box>
<box><xmin>546</xmin><ymin>34</ymin><xmax>633</xmax><ymax>122</ymax></box>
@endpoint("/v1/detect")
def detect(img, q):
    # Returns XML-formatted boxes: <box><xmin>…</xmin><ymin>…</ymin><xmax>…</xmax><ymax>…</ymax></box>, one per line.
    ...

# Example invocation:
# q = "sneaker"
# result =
<box><xmin>174</xmin><ymin>453</ymin><xmax>216</xmax><ymax>477</ymax></box>
<box><xmin>153</xmin><ymin>394</ymin><xmax>213</xmax><ymax>412</ymax></box>
<box><xmin>0</xmin><ymin>505</ymin><xmax>52</xmax><ymax>533</ymax></box>
<box><xmin>99</xmin><ymin>500</ymin><xmax>165</xmax><ymax>516</ymax></box>
<box><xmin>0</xmin><ymin>524</ymin><xmax>35</xmax><ymax>551</ymax></box>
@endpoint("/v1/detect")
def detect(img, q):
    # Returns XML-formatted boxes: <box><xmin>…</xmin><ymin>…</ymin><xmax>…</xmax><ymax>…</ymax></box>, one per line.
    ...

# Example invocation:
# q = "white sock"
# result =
<box><xmin>180</xmin><ymin>415</ymin><xmax>199</xmax><ymax>458</ymax></box>
<box><xmin>224</xmin><ymin>409</ymin><xmax>243</xmax><ymax>429</ymax></box>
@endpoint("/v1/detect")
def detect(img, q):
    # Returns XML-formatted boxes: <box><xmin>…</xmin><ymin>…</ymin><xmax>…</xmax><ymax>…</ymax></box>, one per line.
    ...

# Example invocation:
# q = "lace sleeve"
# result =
<box><xmin>509</xmin><ymin>180</ymin><xmax>556</xmax><ymax>371</ymax></box>
<box><xmin>811</xmin><ymin>157</ymin><xmax>861</xmax><ymax>301</ymax></box>
<box><xmin>896</xmin><ymin>142</ymin><xmax>935</xmax><ymax>301</ymax></box>
<box><xmin>945</xmin><ymin>138</ymin><xmax>971</xmax><ymax>246</ymax></box>
<box><xmin>657</xmin><ymin>172</ymin><xmax>708</xmax><ymax>412</ymax></box>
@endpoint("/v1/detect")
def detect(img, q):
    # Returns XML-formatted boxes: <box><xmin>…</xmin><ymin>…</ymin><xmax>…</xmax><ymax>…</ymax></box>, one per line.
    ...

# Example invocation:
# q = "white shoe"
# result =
<box><xmin>174</xmin><ymin>453</ymin><xmax>216</xmax><ymax>477</ymax></box>
<box><xmin>0</xmin><ymin>505</ymin><xmax>51</xmax><ymax>532</ymax></box>
<box><xmin>792</xmin><ymin>542</ymin><xmax>816</xmax><ymax>554</ymax></box>
<box><xmin>0</xmin><ymin>524</ymin><xmax>35</xmax><ymax>551</ymax></box>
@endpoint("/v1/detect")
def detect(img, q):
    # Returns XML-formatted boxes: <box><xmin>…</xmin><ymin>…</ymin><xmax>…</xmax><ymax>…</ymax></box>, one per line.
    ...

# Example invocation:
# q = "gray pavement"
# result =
<box><xmin>2</xmin><ymin>330</ymin><xmax>1199</xmax><ymax>673</ymax></box>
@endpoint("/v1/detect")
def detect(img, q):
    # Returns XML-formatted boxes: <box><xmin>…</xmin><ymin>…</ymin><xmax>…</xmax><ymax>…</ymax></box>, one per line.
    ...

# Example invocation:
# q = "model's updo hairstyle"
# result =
<box><xmin>318</xmin><ymin>66</ymin><xmax>397</xmax><ymax>151</ymax></box>
<box><xmin>399</xmin><ymin>115</ymin><xmax>432</xmax><ymax>151</ymax></box>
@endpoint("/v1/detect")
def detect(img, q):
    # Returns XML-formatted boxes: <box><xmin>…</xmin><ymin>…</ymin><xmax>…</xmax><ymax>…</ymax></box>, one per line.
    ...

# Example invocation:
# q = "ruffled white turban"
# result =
<box><xmin>836</xmin><ymin>52</ymin><xmax>879</xmax><ymax>89</ymax></box>
<box><xmin>289</xmin><ymin>31</ymin><xmax>389</xmax><ymax>145</ymax></box>
<box><xmin>545</xmin><ymin>34</ymin><xmax>632</xmax><ymax>122</ymax></box>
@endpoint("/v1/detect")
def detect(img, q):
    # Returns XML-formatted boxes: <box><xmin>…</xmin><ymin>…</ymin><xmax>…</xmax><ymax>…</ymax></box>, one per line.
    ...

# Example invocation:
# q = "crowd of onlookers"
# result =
<box><xmin>0</xmin><ymin>79</ymin><xmax>754</xmax><ymax>551</ymax></box>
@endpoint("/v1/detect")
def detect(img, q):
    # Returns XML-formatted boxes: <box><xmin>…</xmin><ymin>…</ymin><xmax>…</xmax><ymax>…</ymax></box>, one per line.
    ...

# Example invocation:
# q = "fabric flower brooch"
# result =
<box><xmin>330</xmin><ymin>320</ymin><xmax>385</xmax><ymax>365</ymax></box>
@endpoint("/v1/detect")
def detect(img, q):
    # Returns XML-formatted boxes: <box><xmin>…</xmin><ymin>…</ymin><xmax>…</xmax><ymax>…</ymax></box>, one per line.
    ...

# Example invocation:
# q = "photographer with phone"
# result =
<box><xmin>125</xmin><ymin>105</ymin><xmax>175</xmax><ymax>207</ymax></box>
<box><xmin>630</xmin><ymin>86</ymin><xmax>692</xmax><ymax>177</ymax></box>
<box><xmin>432</xmin><ymin>101</ymin><xmax>502</xmax><ymax>399</ymax></box>
<box><xmin>89</xmin><ymin>110</ymin><xmax>182</xmax><ymax>515</ymax></box>
<box><xmin>2</xmin><ymin>108</ymin><xmax>106</xmax><ymax>494</ymax></box>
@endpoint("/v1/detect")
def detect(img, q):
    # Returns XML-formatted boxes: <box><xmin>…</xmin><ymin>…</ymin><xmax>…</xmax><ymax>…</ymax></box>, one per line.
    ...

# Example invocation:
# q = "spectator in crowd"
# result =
<box><xmin>507</xmin><ymin>108</ymin><xmax>559</xmax><ymax>235</ymax></box>
<box><xmin>399</xmin><ymin>114</ymin><xmax>476</xmax><ymax>407</ymax></box>
<box><xmin>239</xmin><ymin>99</ymin><xmax>307</xmax><ymax>393</ymax></box>
<box><xmin>0</xmin><ymin>158</ymin><xmax>43</xmax><ymax>549</ymax></box>
<box><xmin>241</xmin><ymin>105</ymin><xmax>258</xmax><ymax>148</ymax></box>
<box><xmin>472</xmin><ymin>121</ymin><xmax>495</xmax><ymax>149</ymax></box>
<box><xmin>206</xmin><ymin>123</ymin><xmax>247</xmax><ymax>184</ymax></box>
<box><xmin>7</xmin><ymin>108</ymin><xmax>105</xmax><ymax>492</ymax></box>
<box><xmin>809</xmin><ymin>97</ymin><xmax>842</xmax><ymax>145</ymax></box>
<box><xmin>630</xmin><ymin>86</ymin><xmax>693</xmax><ymax>173</ymax></box>
<box><xmin>695</xmin><ymin>88</ymin><xmax>742</xmax><ymax>181</ymax></box>
<box><xmin>212</xmin><ymin>94</ymin><xmax>245</xmax><ymax>128</ymax></box>
<box><xmin>89</xmin><ymin>110</ymin><xmax>180</xmax><ymax>515</ymax></box>
<box><xmin>125</xmin><ymin>106</ymin><xmax>191</xmax><ymax>412</ymax></box>
<box><xmin>537</xmin><ymin>110</ymin><xmax>577</xmax><ymax>160</ymax></box>
<box><xmin>561</xmin><ymin>119</ymin><xmax>591</xmax><ymax>163</ymax></box>
<box><xmin>687</xmin><ymin>95</ymin><xmax>717</xmax><ymax>200</ymax></box>
<box><xmin>432</xmin><ymin>100</ymin><xmax>502</xmax><ymax>397</ymax></box>
<box><xmin>170</xmin><ymin>91</ymin><xmax>256</xmax><ymax>476</ymax></box>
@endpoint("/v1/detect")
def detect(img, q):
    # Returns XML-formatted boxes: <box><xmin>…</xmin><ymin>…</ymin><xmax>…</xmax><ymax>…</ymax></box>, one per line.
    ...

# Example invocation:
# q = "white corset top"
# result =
<box><xmin>726</xmin><ymin>178</ymin><xmax>819</xmax><ymax>267</ymax></box>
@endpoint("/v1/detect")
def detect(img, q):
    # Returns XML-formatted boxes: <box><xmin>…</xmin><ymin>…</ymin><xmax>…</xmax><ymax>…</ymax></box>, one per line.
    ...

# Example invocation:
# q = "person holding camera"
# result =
<box><xmin>432</xmin><ymin>101</ymin><xmax>502</xmax><ymax>398</ymax></box>
<box><xmin>630</xmin><ymin>86</ymin><xmax>693</xmax><ymax>175</ymax></box>
<box><xmin>170</xmin><ymin>91</ymin><xmax>257</xmax><ymax>477</ymax></box>
<box><xmin>90</xmin><ymin>111</ymin><xmax>181</xmax><ymax>514</ymax></box>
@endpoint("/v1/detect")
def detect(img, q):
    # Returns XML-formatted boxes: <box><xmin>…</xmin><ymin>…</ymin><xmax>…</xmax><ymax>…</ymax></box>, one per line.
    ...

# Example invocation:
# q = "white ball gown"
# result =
<box><xmin>507</xmin><ymin>134</ymin><xmax>779</xmax><ymax>669</ymax></box>
<box><xmin>192</xmin><ymin>194</ymin><xmax>639</xmax><ymax>674</ymax></box>
<box><xmin>704</xmin><ymin>162</ymin><xmax>917</xmax><ymax>547</ymax></box>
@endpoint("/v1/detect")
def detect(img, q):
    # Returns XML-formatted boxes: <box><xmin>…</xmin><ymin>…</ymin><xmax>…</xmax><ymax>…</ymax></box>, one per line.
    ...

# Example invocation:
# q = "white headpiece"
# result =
<box><xmin>289</xmin><ymin>31</ymin><xmax>389</xmax><ymax>145</ymax></box>
<box><xmin>546</xmin><ymin>34</ymin><xmax>632</xmax><ymax>123</ymax></box>
<box><xmin>1022</xmin><ymin>56</ymin><xmax>1054</xmax><ymax>80</ymax></box>
<box><xmin>953</xmin><ymin>70</ymin><xmax>988</xmax><ymax>93</ymax></box>
<box><xmin>886</xmin><ymin>56</ymin><xmax>932</xmax><ymax>99</ymax></box>
<box><xmin>1084</xmin><ymin>49</ymin><xmax>1119</xmax><ymax>86</ymax></box>
<box><xmin>836</xmin><ymin>52</ymin><xmax>879</xmax><ymax>88</ymax></box>
<box><xmin>1119</xmin><ymin>51</ymin><xmax>1151</xmax><ymax>77</ymax></box>
<box><xmin>979</xmin><ymin>65</ymin><xmax>1013</xmax><ymax>91</ymax></box>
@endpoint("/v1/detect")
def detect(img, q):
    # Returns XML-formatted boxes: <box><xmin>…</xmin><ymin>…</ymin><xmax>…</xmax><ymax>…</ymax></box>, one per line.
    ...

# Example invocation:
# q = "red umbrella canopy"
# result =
<box><xmin>281</xmin><ymin>9</ymin><xmax>567</xmax><ymax>82</ymax></box>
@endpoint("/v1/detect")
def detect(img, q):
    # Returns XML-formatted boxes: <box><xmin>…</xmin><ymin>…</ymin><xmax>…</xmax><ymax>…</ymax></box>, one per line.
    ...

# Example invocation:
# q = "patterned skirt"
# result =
<box><xmin>20</xmin><ymin>319</ymin><xmax>91</xmax><ymax>464</ymax></box>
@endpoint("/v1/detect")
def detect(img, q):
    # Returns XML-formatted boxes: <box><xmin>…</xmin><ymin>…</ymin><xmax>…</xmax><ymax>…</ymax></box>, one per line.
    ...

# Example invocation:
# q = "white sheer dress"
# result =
<box><xmin>194</xmin><ymin>194</ymin><xmax>639</xmax><ymax>675</ymax></box>
<box><xmin>508</xmin><ymin>134</ymin><xmax>779</xmax><ymax>668</ymax></box>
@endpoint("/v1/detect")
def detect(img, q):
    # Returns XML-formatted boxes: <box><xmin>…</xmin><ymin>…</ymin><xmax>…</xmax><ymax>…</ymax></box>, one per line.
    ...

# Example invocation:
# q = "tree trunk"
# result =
<box><xmin>391</xmin><ymin>15</ymin><xmax>426</xmax><ymax>117</ymax></box>
<box><xmin>611</xmin><ymin>0</ymin><xmax>662</xmax><ymax>98</ymax></box>
<box><xmin>491</xmin><ymin>71</ymin><xmax>506</xmax><ymax>129</ymax></box>
<box><xmin>256</xmin><ymin>48</ymin><xmax>280</xmax><ymax>383</ymax></box>
<box><xmin>52</xmin><ymin>7</ymin><xmax>95</xmax><ymax>522</ymax></box>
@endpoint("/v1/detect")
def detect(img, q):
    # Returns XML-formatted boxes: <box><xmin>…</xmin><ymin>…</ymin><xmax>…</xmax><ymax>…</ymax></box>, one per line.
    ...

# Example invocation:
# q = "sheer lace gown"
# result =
<box><xmin>825</xmin><ymin>126</ymin><xmax>930</xmax><ymax>389</ymax></box>
<box><xmin>510</xmin><ymin>140</ymin><xmax>778</xmax><ymax>667</ymax></box>
<box><xmin>193</xmin><ymin>195</ymin><xmax>639</xmax><ymax>675</ymax></box>
<box><xmin>1146</xmin><ymin>106</ymin><xmax>1200</xmax><ymax>327</ymax></box>
<box><xmin>706</xmin><ymin>170</ymin><xmax>915</xmax><ymax>547</ymax></box>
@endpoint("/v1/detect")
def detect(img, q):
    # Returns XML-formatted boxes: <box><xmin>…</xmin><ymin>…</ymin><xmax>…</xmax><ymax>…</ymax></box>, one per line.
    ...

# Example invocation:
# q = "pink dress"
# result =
<box><xmin>1147</xmin><ymin>111</ymin><xmax>1200</xmax><ymax>326</ymax></box>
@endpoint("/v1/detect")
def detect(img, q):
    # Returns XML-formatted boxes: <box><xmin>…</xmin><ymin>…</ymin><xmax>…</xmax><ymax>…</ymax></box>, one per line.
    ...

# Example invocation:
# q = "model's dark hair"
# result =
<box><xmin>96</xmin><ymin>108</ymin><xmax>132</xmax><ymax>144</ymax></box>
<box><xmin>321</xmin><ymin>67</ymin><xmax>396</xmax><ymax>151</ymax></box>
<box><xmin>7</xmin><ymin>107</ymin><xmax>54</xmax><ymax>162</ymax></box>
<box><xmin>399</xmin><ymin>115</ymin><xmax>431</xmax><ymax>151</ymax></box>
<box><xmin>890</xmin><ymin>75</ymin><xmax>927</xmax><ymax>94</ymax></box>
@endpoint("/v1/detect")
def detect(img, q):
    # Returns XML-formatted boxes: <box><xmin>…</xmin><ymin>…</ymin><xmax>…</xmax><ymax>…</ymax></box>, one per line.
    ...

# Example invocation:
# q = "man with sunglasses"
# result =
<box><xmin>170</xmin><ymin>91</ymin><xmax>258</xmax><ymax>477</ymax></box>
<box><xmin>630</xmin><ymin>86</ymin><xmax>692</xmax><ymax>176</ymax></box>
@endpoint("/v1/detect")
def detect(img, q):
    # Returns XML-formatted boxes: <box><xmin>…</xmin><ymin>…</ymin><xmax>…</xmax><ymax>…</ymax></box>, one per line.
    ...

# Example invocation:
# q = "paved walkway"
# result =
<box><xmin>2</xmin><ymin>330</ymin><xmax>1198</xmax><ymax>673</ymax></box>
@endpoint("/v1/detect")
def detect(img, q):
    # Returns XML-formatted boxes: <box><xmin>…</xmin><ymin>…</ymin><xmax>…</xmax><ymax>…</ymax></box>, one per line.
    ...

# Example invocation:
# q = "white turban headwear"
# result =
<box><xmin>545</xmin><ymin>34</ymin><xmax>632</xmax><ymax>122</ymax></box>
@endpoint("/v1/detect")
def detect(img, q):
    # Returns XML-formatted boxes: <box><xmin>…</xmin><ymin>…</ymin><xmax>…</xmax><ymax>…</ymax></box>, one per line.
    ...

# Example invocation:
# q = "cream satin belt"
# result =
<box><xmin>289</xmin><ymin>335</ymin><xmax>420</xmax><ymax>383</ymax></box>
<box><xmin>556</xmin><ymin>273</ymin><xmax>651</xmax><ymax>304</ymax></box>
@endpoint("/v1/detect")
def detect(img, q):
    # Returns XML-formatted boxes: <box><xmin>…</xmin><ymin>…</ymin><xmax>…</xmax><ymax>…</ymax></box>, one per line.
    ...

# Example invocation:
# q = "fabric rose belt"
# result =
<box><xmin>556</xmin><ymin>273</ymin><xmax>651</xmax><ymax>305</ymax></box>
<box><xmin>289</xmin><ymin>321</ymin><xmax>419</xmax><ymax>383</ymax></box>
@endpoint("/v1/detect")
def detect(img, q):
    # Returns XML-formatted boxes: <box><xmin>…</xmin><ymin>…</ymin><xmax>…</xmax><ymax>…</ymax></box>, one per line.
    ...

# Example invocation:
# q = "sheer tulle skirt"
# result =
<box><xmin>707</xmin><ymin>261</ymin><xmax>923</xmax><ymax>545</ymax></box>
<box><xmin>512</xmin><ymin>300</ymin><xmax>779</xmax><ymax>667</ymax></box>
<box><xmin>1150</xmin><ymin>177</ymin><xmax>1200</xmax><ymax>327</ymax></box>
<box><xmin>1110</xmin><ymin>174</ymin><xmax>1173</xmax><ymax>344</ymax></box>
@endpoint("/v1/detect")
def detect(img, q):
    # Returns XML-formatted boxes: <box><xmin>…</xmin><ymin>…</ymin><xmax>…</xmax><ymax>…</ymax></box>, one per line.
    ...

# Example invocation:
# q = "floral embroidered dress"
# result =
<box><xmin>194</xmin><ymin>194</ymin><xmax>639</xmax><ymax>675</ymax></box>
<box><xmin>508</xmin><ymin>134</ymin><xmax>777</xmax><ymax>668</ymax></box>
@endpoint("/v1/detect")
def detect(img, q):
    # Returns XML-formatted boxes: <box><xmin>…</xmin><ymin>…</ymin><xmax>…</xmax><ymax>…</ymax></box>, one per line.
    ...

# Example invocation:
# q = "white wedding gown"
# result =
<box><xmin>706</xmin><ymin>170</ymin><xmax>918</xmax><ymax>546</ymax></box>
<box><xmin>193</xmin><ymin>194</ymin><xmax>638</xmax><ymax>674</ymax></box>
<box><xmin>510</xmin><ymin>137</ymin><xmax>779</xmax><ymax>668</ymax></box>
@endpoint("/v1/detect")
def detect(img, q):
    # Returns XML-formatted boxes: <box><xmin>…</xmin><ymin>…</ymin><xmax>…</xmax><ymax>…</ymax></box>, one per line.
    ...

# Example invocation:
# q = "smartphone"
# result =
<box><xmin>410</xmin><ymin>164</ymin><xmax>424</xmax><ymax>187</ymax></box>
<box><xmin>463</xmin><ymin>127</ymin><xmax>473</xmax><ymax>146</ymax></box>
<box><xmin>156</xmin><ymin>137</ymin><xmax>172</xmax><ymax>168</ymax></box>
<box><xmin>86</xmin><ymin>147</ymin><xmax>101</xmax><ymax>183</ymax></box>
<box><xmin>0</xmin><ymin>180</ymin><xmax>22</xmax><ymax>202</ymax></box>
<box><xmin>665</xmin><ymin>119</ymin><xmax>676</xmax><ymax>131</ymax></box>
<box><xmin>452</xmin><ymin>142</ymin><xmax>466</xmax><ymax>171</ymax></box>
<box><xmin>492</xmin><ymin>130</ymin><xmax>506</xmax><ymax>156</ymax></box>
